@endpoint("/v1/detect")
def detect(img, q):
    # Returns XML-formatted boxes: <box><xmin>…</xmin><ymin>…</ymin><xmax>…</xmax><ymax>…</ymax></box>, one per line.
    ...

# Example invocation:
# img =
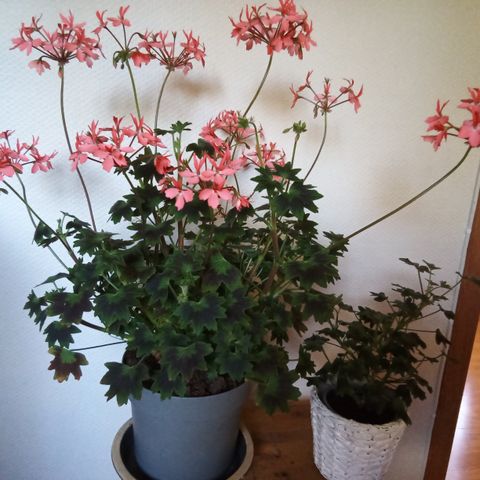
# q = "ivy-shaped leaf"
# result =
<box><xmin>151</xmin><ymin>368</ymin><xmax>187</xmax><ymax>399</ymax></box>
<box><xmin>216</xmin><ymin>349</ymin><xmax>251</xmax><ymax>381</ymax></box>
<box><xmin>175</xmin><ymin>293</ymin><xmax>226</xmax><ymax>334</ymax></box>
<box><xmin>100</xmin><ymin>362</ymin><xmax>149</xmax><ymax>406</ymax></box>
<box><xmin>44</xmin><ymin>321</ymin><xmax>81</xmax><ymax>348</ymax></box>
<box><xmin>203</xmin><ymin>252</ymin><xmax>242</xmax><ymax>291</ymax></box>
<box><xmin>24</xmin><ymin>291</ymin><xmax>47</xmax><ymax>329</ymax></box>
<box><xmin>48</xmin><ymin>346</ymin><xmax>88</xmax><ymax>382</ymax></box>
<box><xmin>109</xmin><ymin>199</ymin><xmax>134</xmax><ymax>224</ymax></box>
<box><xmin>163</xmin><ymin>342</ymin><xmax>213</xmax><ymax>380</ymax></box>
<box><xmin>94</xmin><ymin>285</ymin><xmax>139</xmax><ymax>331</ymax></box>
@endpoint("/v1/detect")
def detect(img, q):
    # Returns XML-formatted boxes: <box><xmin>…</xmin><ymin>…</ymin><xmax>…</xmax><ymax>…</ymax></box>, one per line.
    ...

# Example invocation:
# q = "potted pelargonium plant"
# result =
<box><xmin>301</xmin><ymin>259</ymin><xmax>456</xmax><ymax>480</ymax></box>
<box><xmin>2</xmin><ymin>1</ymin><xmax>479</xmax><ymax>479</ymax></box>
<box><xmin>5</xmin><ymin>2</ymin><xmax>345</xmax><ymax>479</ymax></box>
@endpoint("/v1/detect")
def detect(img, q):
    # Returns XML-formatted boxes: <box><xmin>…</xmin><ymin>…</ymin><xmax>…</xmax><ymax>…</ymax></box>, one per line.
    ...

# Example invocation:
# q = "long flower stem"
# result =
<box><xmin>154</xmin><ymin>70</ymin><xmax>172</xmax><ymax>132</ymax></box>
<box><xmin>60</xmin><ymin>69</ymin><xmax>97</xmax><ymax>231</ymax></box>
<box><xmin>243</xmin><ymin>55</ymin><xmax>273</xmax><ymax>117</ymax></box>
<box><xmin>126</xmin><ymin>61</ymin><xmax>142</xmax><ymax>119</ymax></box>
<box><xmin>304</xmin><ymin>112</ymin><xmax>328</xmax><ymax>181</ymax></box>
<box><xmin>15</xmin><ymin>174</ymin><xmax>69</xmax><ymax>270</ymax></box>
<box><xmin>346</xmin><ymin>146</ymin><xmax>473</xmax><ymax>240</ymax></box>
<box><xmin>3</xmin><ymin>181</ymin><xmax>78</xmax><ymax>263</ymax></box>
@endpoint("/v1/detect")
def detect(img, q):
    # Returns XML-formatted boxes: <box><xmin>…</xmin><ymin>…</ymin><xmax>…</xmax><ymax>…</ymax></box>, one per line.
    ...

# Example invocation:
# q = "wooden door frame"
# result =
<box><xmin>424</xmin><ymin>191</ymin><xmax>480</xmax><ymax>479</ymax></box>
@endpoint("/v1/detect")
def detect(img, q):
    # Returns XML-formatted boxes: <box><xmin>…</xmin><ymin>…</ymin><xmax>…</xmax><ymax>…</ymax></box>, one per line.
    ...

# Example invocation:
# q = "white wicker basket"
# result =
<box><xmin>310</xmin><ymin>387</ymin><xmax>406</xmax><ymax>480</ymax></box>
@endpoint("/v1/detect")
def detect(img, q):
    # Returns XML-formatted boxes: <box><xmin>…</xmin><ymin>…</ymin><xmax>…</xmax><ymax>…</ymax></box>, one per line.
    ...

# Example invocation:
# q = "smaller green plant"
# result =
<box><xmin>300</xmin><ymin>258</ymin><xmax>455</xmax><ymax>424</ymax></box>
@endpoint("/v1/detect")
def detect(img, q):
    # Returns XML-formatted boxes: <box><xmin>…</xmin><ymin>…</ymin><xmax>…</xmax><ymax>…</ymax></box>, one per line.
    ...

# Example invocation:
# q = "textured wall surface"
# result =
<box><xmin>1</xmin><ymin>1</ymin><xmax>479</xmax><ymax>479</ymax></box>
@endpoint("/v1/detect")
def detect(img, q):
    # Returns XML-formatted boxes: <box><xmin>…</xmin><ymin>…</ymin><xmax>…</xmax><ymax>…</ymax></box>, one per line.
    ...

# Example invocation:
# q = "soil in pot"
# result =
<box><xmin>325</xmin><ymin>390</ymin><xmax>397</xmax><ymax>425</ymax></box>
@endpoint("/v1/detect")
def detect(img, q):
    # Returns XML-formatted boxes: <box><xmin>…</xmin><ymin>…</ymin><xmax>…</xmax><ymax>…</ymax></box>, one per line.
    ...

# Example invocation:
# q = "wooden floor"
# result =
<box><xmin>446</xmin><ymin>325</ymin><xmax>480</xmax><ymax>480</ymax></box>
<box><xmin>242</xmin><ymin>399</ymin><xmax>324</xmax><ymax>480</ymax></box>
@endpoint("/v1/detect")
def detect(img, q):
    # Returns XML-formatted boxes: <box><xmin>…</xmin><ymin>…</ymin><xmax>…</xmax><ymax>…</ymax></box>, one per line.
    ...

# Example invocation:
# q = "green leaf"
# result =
<box><xmin>186</xmin><ymin>138</ymin><xmax>215</xmax><ymax>157</ymax></box>
<box><xmin>203</xmin><ymin>252</ymin><xmax>242</xmax><ymax>291</ymax></box>
<box><xmin>271</xmin><ymin>181</ymin><xmax>322</xmax><ymax>219</ymax></box>
<box><xmin>117</xmin><ymin>249</ymin><xmax>155</xmax><ymax>283</ymax></box>
<box><xmin>24</xmin><ymin>291</ymin><xmax>47</xmax><ymax>329</ymax></box>
<box><xmin>163</xmin><ymin>342</ymin><xmax>213</xmax><ymax>380</ymax></box>
<box><xmin>45</xmin><ymin>291</ymin><xmax>92</xmax><ymax>324</ymax></box>
<box><xmin>129</xmin><ymin>221</ymin><xmax>174</xmax><ymax>245</ymax></box>
<box><xmin>94</xmin><ymin>285</ymin><xmax>139</xmax><ymax>331</ymax></box>
<box><xmin>100</xmin><ymin>362</ymin><xmax>149</xmax><ymax>406</ymax></box>
<box><xmin>151</xmin><ymin>368</ymin><xmax>187</xmax><ymax>399</ymax></box>
<box><xmin>435</xmin><ymin>328</ymin><xmax>450</xmax><ymax>346</ymax></box>
<box><xmin>0</xmin><ymin>187</ymin><xmax>8</xmax><ymax>195</ymax></box>
<box><xmin>175</xmin><ymin>293</ymin><xmax>226</xmax><ymax>334</ymax></box>
<box><xmin>285</xmin><ymin>247</ymin><xmax>340</xmax><ymax>289</ymax></box>
<box><xmin>44</xmin><ymin>321</ymin><xmax>81</xmax><ymax>347</ymax></box>
<box><xmin>256</xmin><ymin>368</ymin><xmax>301</xmax><ymax>414</ymax></box>
<box><xmin>33</xmin><ymin>222</ymin><xmax>58</xmax><ymax>247</ymax></box>
<box><xmin>109</xmin><ymin>200</ymin><xmax>134</xmax><ymax>224</ymax></box>
<box><xmin>216</xmin><ymin>350</ymin><xmax>251</xmax><ymax>381</ymax></box>
<box><xmin>145</xmin><ymin>272</ymin><xmax>171</xmax><ymax>306</ymax></box>
<box><xmin>35</xmin><ymin>272</ymin><xmax>69</xmax><ymax>287</ymax></box>
<box><xmin>295</xmin><ymin>346</ymin><xmax>315</xmax><ymax>376</ymax></box>
<box><xmin>128</xmin><ymin>326</ymin><xmax>158</xmax><ymax>356</ymax></box>
<box><xmin>48</xmin><ymin>346</ymin><xmax>88</xmax><ymax>382</ymax></box>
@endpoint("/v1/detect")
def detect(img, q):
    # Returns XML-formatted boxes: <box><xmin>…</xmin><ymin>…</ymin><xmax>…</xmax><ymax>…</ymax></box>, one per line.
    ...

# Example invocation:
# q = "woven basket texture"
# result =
<box><xmin>310</xmin><ymin>387</ymin><xmax>406</xmax><ymax>480</ymax></box>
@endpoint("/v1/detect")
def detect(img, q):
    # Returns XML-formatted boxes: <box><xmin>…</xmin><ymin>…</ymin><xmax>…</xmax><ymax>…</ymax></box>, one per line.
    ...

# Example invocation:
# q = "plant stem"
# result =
<box><xmin>60</xmin><ymin>69</ymin><xmax>97</xmax><ymax>231</ymax></box>
<box><xmin>243</xmin><ymin>55</ymin><xmax>273</xmax><ymax>117</ymax></box>
<box><xmin>304</xmin><ymin>112</ymin><xmax>328</xmax><ymax>181</ymax></box>
<box><xmin>15</xmin><ymin>174</ymin><xmax>69</xmax><ymax>270</ymax></box>
<box><xmin>3</xmin><ymin>181</ymin><xmax>78</xmax><ymax>263</ymax></box>
<box><xmin>346</xmin><ymin>147</ymin><xmax>473</xmax><ymax>240</ymax></box>
<box><xmin>71</xmin><ymin>340</ymin><xmax>126</xmax><ymax>352</ymax></box>
<box><xmin>80</xmin><ymin>319</ymin><xmax>106</xmax><ymax>333</ymax></box>
<box><xmin>125</xmin><ymin>60</ymin><xmax>142</xmax><ymax>119</ymax></box>
<box><xmin>154</xmin><ymin>70</ymin><xmax>172</xmax><ymax>132</ymax></box>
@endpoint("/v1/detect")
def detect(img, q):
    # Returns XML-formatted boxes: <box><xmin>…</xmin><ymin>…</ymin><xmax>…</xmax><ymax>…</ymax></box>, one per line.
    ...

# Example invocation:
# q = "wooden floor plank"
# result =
<box><xmin>242</xmin><ymin>400</ymin><xmax>324</xmax><ymax>480</ymax></box>
<box><xmin>447</xmin><ymin>325</ymin><xmax>480</xmax><ymax>480</ymax></box>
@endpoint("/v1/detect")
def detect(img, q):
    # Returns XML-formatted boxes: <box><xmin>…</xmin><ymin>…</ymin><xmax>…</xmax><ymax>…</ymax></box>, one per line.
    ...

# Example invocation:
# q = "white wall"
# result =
<box><xmin>1</xmin><ymin>1</ymin><xmax>479</xmax><ymax>479</ymax></box>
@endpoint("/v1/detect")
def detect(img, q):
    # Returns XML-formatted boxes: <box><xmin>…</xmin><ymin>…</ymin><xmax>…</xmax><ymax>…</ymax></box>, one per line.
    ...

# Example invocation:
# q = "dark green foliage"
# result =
<box><xmin>304</xmin><ymin>260</ymin><xmax>454</xmax><ymax>424</ymax></box>
<box><xmin>24</xmin><ymin>127</ymin><xmax>347</xmax><ymax>413</ymax></box>
<box><xmin>101</xmin><ymin>362</ymin><xmax>149</xmax><ymax>406</ymax></box>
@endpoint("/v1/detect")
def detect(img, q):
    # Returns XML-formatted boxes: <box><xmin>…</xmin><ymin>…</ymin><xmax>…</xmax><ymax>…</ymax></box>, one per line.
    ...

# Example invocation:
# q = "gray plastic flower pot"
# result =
<box><xmin>130</xmin><ymin>382</ymin><xmax>250</xmax><ymax>480</ymax></box>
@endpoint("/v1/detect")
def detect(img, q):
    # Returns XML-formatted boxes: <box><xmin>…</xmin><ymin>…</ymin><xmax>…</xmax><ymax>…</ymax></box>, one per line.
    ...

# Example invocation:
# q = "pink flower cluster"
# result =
<box><xmin>94</xmin><ymin>6</ymin><xmax>205</xmax><ymax>74</ymax></box>
<box><xmin>159</xmin><ymin>110</ymin><xmax>285</xmax><ymax>212</ymax></box>
<box><xmin>11</xmin><ymin>12</ymin><xmax>101</xmax><ymax>75</ymax></box>
<box><xmin>230</xmin><ymin>0</ymin><xmax>316</xmax><ymax>59</ymax></box>
<box><xmin>70</xmin><ymin>116</ymin><xmax>165</xmax><ymax>172</ymax></box>
<box><xmin>135</xmin><ymin>31</ymin><xmax>206</xmax><ymax>74</ymax></box>
<box><xmin>0</xmin><ymin>131</ymin><xmax>56</xmax><ymax>181</ymax></box>
<box><xmin>200</xmin><ymin>110</ymin><xmax>256</xmax><ymax>152</ymax></box>
<box><xmin>290</xmin><ymin>72</ymin><xmax>363</xmax><ymax>115</ymax></box>
<box><xmin>423</xmin><ymin>88</ymin><xmax>480</xmax><ymax>151</ymax></box>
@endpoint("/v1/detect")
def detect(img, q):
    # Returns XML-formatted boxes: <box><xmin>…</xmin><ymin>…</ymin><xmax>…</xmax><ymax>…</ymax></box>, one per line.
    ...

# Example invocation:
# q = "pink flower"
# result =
<box><xmin>422</xmin><ymin>100</ymin><xmax>451</xmax><ymax>151</ymax></box>
<box><xmin>28</xmin><ymin>59</ymin><xmax>51</xmax><ymax>75</ymax></box>
<box><xmin>457</xmin><ymin>88</ymin><xmax>480</xmax><ymax>148</ymax></box>
<box><xmin>12</xmin><ymin>13</ymin><xmax>101</xmax><ymax>74</ymax></box>
<box><xmin>71</xmin><ymin>116</ymin><xmax>165</xmax><ymax>172</ymax></box>
<box><xmin>234</xmin><ymin>195</ymin><xmax>251</xmax><ymax>211</ymax></box>
<box><xmin>136</xmin><ymin>30</ymin><xmax>206</xmax><ymax>74</ymax></box>
<box><xmin>230</xmin><ymin>0</ymin><xmax>316</xmax><ymax>59</ymax></box>
<box><xmin>130</xmin><ymin>50</ymin><xmax>151</xmax><ymax>68</ymax></box>
<box><xmin>200</xmin><ymin>110</ymin><xmax>256</xmax><ymax>153</ymax></box>
<box><xmin>291</xmin><ymin>74</ymin><xmax>363</xmax><ymax>116</ymax></box>
<box><xmin>164</xmin><ymin>180</ymin><xmax>194</xmax><ymax>210</ymax></box>
<box><xmin>154</xmin><ymin>154</ymin><xmax>172</xmax><ymax>175</ymax></box>
<box><xmin>107</xmin><ymin>6</ymin><xmax>131</xmax><ymax>28</ymax></box>
<box><xmin>0</xmin><ymin>134</ymin><xmax>55</xmax><ymax>181</ymax></box>
<box><xmin>458</xmin><ymin>121</ymin><xmax>480</xmax><ymax>148</ymax></box>
<box><xmin>198</xmin><ymin>178</ymin><xmax>233</xmax><ymax>209</ymax></box>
